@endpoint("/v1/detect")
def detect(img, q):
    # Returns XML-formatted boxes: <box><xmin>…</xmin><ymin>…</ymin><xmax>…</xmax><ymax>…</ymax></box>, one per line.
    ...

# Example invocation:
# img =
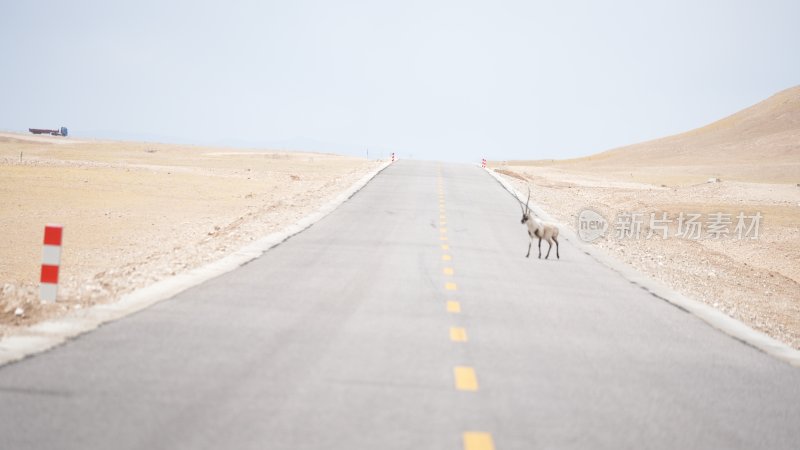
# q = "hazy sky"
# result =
<box><xmin>2</xmin><ymin>0</ymin><xmax>799</xmax><ymax>162</ymax></box>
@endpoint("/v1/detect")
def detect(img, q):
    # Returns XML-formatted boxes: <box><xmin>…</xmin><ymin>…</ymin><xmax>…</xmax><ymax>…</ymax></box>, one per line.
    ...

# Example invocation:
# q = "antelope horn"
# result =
<box><xmin>526</xmin><ymin>187</ymin><xmax>531</xmax><ymax>215</ymax></box>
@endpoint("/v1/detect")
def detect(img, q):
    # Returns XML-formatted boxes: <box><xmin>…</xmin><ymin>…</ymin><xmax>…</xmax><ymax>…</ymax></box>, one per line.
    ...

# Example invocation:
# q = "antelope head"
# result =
<box><xmin>520</xmin><ymin>188</ymin><xmax>531</xmax><ymax>224</ymax></box>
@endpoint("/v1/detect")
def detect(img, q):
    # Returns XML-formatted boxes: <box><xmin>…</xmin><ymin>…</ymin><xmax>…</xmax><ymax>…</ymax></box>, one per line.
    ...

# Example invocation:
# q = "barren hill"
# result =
<box><xmin>519</xmin><ymin>86</ymin><xmax>800</xmax><ymax>185</ymax></box>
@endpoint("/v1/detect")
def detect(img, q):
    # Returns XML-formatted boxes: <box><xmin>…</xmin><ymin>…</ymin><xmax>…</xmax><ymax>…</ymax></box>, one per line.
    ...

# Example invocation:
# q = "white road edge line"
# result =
<box><xmin>0</xmin><ymin>161</ymin><xmax>393</xmax><ymax>367</ymax></box>
<box><xmin>484</xmin><ymin>167</ymin><xmax>800</xmax><ymax>368</ymax></box>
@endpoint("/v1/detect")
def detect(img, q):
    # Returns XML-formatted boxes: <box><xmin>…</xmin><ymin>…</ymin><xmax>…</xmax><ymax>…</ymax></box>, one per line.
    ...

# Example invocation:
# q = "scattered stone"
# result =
<box><xmin>14</xmin><ymin>307</ymin><xmax>24</xmax><ymax>317</ymax></box>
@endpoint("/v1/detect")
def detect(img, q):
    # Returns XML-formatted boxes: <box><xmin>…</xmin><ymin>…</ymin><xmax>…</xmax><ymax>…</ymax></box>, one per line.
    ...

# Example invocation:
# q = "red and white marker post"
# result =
<box><xmin>40</xmin><ymin>224</ymin><xmax>63</xmax><ymax>302</ymax></box>
<box><xmin>481</xmin><ymin>158</ymin><xmax>487</xmax><ymax>168</ymax></box>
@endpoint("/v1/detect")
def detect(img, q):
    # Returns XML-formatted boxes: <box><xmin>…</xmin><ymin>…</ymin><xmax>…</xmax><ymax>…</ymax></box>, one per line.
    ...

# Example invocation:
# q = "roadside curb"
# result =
<box><xmin>484</xmin><ymin>167</ymin><xmax>800</xmax><ymax>368</ymax></box>
<box><xmin>0</xmin><ymin>161</ymin><xmax>393</xmax><ymax>367</ymax></box>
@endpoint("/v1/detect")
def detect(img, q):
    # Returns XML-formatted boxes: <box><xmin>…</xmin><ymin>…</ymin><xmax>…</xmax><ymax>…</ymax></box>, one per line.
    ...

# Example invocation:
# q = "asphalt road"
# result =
<box><xmin>1</xmin><ymin>161</ymin><xmax>799</xmax><ymax>450</ymax></box>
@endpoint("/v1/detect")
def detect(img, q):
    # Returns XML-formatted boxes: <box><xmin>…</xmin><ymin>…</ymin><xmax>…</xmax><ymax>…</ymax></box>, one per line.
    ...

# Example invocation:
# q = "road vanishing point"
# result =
<box><xmin>1</xmin><ymin>161</ymin><xmax>799</xmax><ymax>449</ymax></box>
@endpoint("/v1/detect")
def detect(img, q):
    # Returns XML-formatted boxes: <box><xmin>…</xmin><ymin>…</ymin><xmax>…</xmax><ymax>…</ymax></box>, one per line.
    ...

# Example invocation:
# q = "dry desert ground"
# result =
<box><xmin>0</xmin><ymin>133</ymin><xmax>381</xmax><ymax>337</ymax></box>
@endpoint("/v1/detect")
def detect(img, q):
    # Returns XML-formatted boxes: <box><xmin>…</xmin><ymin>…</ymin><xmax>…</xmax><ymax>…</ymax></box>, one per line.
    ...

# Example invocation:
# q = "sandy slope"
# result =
<box><xmin>494</xmin><ymin>86</ymin><xmax>800</xmax><ymax>349</ymax></box>
<box><xmin>511</xmin><ymin>86</ymin><xmax>800</xmax><ymax>185</ymax></box>
<box><xmin>0</xmin><ymin>133</ymin><xmax>381</xmax><ymax>336</ymax></box>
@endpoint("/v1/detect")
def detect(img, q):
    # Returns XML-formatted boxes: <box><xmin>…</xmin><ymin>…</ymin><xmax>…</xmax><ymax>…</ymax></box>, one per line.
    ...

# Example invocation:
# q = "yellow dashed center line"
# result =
<box><xmin>439</xmin><ymin>175</ymin><xmax>493</xmax><ymax>447</ymax></box>
<box><xmin>463</xmin><ymin>432</ymin><xmax>495</xmax><ymax>450</ymax></box>
<box><xmin>454</xmin><ymin>366</ymin><xmax>479</xmax><ymax>391</ymax></box>
<box><xmin>450</xmin><ymin>327</ymin><xmax>468</xmax><ymax>342</ymax></box>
